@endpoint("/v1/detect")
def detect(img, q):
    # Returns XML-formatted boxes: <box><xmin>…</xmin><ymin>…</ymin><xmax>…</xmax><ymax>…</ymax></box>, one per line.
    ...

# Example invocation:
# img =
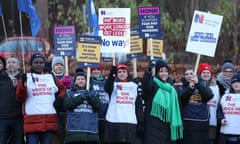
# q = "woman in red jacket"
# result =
<box><xmin>16</xmin><ymin>53</ymin><xmax>66</xmax><ymax>144</ymax></box>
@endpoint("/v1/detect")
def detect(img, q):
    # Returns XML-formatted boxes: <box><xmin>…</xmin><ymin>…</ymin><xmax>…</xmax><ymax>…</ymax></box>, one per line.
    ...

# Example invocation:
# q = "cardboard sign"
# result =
<box><xmin>138</xmin><ymin>6</ymin><xmax>162</xmax><ymax>38</ymax></box>
<box><xmin>54</xmin><ymin>25</ymin><xmax>76</xmax><ymax>56</ymax></box>
<box><xmin>186</xmin><ymin>10</ymin><xmax>223</xmax><ymax>57</ymax></box>
<box><xmin>98</xmin><ymin>8</ymin><xmax>131</xmax><ymax>53</ymax></box>
<box><xmin>77</xmin><ymin>35</ymin><xmax>101</xmax><ymax>68</ymax></box>
<box><xmin>146</xmin><ymin>39</ymin><xmax>163</xmax><ymax>58</ymax></box>
<box><xmin>127</xmin><ymin>28</ymin><xmax>143</xmax><ymax>59</ymax></box>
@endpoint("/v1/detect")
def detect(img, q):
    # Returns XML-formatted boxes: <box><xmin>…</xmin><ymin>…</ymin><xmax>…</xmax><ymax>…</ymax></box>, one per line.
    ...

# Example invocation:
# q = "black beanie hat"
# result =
<box><xmin>231</xmin><ymin>73</ymin><xmax>240</xmax><ymax>84</ymax></box>
<box><xmin>155</xmin><ymin>59</ymin><xmax>169</xmax><ymax>74</ymax></box>
<box><xmin>30</xmin><ymin>53</ymin><xmax>46</xmax><ymax>65</ymax></box>
<box><xmin>73</xmin><ymin>71</ymin><xmax>87</xmax><ymax>83</ymax></box>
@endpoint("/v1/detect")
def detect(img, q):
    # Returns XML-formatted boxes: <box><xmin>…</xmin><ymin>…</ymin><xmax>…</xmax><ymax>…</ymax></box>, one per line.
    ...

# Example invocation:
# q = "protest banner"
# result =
<box><xmin>127</xmin><ymin>28</ymin><xmax>143</xmax><ymax>60</ymax></box>
<box><xmin>186</xmin><ymin>10</ymin><xmax>223</xmax><ymax>73</ymax></box>
<box><xmin>54</xmin><ymin>25</ymin><xmax>76</xmax><ymax>56</ymax></box>
<box><xmin>138</xmin><ymin>6</ymin><xmax>161</xmax><ymax>39</ymax></box>
<box><xmin>98</xmin><ymin>8</ymin><xmax>131</xmax><ymax>53</ymax></box>
<box><xmin>146</xmin><ymin>38</ymin><xmax>164</xmax><ymax>59</ymax></box>
<box><xmin>77</xmin><ymin>35</ymin><xmax>101</xmax><ymax>68</ymax></box>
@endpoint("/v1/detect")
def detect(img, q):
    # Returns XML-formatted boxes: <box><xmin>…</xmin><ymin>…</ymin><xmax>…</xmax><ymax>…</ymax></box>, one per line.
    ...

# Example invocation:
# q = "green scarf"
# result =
<box><xmin>151</xmin><ymin>77</ymin><xmax>183</xmax><ymax>141</ymax></box>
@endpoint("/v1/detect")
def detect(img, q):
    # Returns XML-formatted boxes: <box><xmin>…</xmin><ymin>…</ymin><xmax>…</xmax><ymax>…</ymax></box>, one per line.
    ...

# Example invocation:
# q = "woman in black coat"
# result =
<box><xmin>142</xmin><ymin>59</ymin><xmax>183</xmax><ymax>144</ymax></box>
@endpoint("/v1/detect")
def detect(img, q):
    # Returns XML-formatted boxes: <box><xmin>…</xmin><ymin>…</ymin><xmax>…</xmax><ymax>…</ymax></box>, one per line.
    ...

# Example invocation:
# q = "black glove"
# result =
<box><xmin>109</xmin><ymin>66</ymin><xmax>117</xmax><ymax>77</ymax></box>
<box><xmin>73</xmin><ymin>95</ymin><xmax>84</xmax><ymax>105</ymax></box>
<box><xmin>21</xmin><ymin>73</ymin><xmax>27</xmax><ymax>85</ymax></box>
<box><xmin>87</xmin><ymin>95</ymin><xmax>102</xmax><ymax>112</ymax></box>
<box><xmin>85</xmin><ymin>90</ymin><xmax>97</xmax><ymax>101</ymax></box>
<box><xmin>147</xmin><ymin>60</ymin><xmax>155</xmax><ymax>72</ymax></box>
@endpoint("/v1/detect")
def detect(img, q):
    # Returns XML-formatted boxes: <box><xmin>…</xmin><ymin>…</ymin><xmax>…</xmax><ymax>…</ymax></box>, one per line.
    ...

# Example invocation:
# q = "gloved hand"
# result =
<box><xmin>147</xmin><ymin>60</ymin><xmax>155</xmax><ymax>73</ymax></box>
<box><xmin>61</xmin><ymin>76</ymin><xmax>72</xmax><ymax>89</ymax></box>
<box><xmin>73</xmin><ymin>95</ymin><xmax>84</xmax><ymax>105</ymax></box>
<box><xmin>83</xmin><ymin>91</ymin><xmax>90</xmax><ymax>100</ymax></box>
<box><xmin>87</xmin><ymin>92</ymin><xmax>102</xmax><ymax>112</ymax></box>
<box><xmin>109</xmin><ymin>66</ymin><xmax>117</xmax><ymax>77</ymax></box>
<box><xmin>21</xmin><ymin>73</ymin><xmax>27</xmax><ymax>86</ymax></box>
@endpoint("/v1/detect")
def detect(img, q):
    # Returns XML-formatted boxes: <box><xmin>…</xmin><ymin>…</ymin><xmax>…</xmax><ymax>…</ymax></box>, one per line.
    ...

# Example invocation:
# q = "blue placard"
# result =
<box><xmin>54</xmin><ymin>25</ymin><xmax>76</xmax><ymax>56</ymax></box>
<box><xmin>138</xmin><ymin>6</ymin><xmax>162</xmax><ymax>39</ymax></box>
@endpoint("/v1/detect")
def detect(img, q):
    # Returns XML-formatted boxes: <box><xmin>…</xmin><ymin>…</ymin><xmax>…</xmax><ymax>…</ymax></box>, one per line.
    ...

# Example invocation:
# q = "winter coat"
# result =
<box><xmin>0</xmin><ymin>71</ymin><xmax>22</xmax><ymax>119</ymax></box>
<box><xmin>64</xmin><ymin>86</ymin><xmax>102</xmax><ymax>143</ymax></box>
<box><xmin>16</xmin><ymin>72</ymin><xmax>66</xmax><ymax>133</ymax></box>
<box><xmin>179</xmin><ymin>78</ymin><xmax>213</xmax><ymax>144</ymax></box>
<box><xmin>141</xmin><ymin>71</ymin><xmax>174</xmax><ymax>144</ymax></box>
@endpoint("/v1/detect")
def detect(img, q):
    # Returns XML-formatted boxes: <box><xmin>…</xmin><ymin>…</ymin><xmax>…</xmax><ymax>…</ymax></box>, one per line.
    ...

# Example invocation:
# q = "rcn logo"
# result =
<box><xmin>116</xmin><ymin>84</ymin><xmax>123</xmax><ymax>90</ymax></box>
<box><xmin>225</xmin><ymin>95</ymin><xmax>240</xmax><ymax>102</ymax></box>
<box><xmin>194</xmin><ymin>14</ymin><xmax>204</xmax><ymax>24</ymax></box>
<box><xmin>101</xmin><ymin>10</ymin><xmax>106</xmax><ymax>15</ymax></box>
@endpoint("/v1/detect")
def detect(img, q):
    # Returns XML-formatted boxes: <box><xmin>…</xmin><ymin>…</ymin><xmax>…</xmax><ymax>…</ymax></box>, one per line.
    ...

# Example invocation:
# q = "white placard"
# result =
<box><xmin>186</xmin><ymin>10</ymin><xmax>223</xmax><ymax>57</ymax></box>
<box><xmin>98</xmin><ymin>8</ymin><xmax>131</xmax><ymax>53</ymax></box>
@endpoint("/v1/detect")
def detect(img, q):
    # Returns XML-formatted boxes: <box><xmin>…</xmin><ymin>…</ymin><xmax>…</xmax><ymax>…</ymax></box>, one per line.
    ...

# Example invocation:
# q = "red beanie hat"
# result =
<box><xmin>198</xmin><ymin>63</ymin><xmax>213</xmax><ymax>74</ymax></box>
<box><xmin>117</xmin><ymin>64</ymin><xmax>129</xmax><ymax>73</ymax></box>
<box><xmin>90</xmin><ymin>64</ymin><xmax>103</xmax><ymax>73</ymax></box>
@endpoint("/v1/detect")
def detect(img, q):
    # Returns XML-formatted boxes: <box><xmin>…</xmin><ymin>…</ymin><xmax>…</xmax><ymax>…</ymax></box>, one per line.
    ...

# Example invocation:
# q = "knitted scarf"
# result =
<box><xmin>217</xmin><ymin>72</ymin><xmax>232</xmax><ymax>90</ymax></box>
<box><xmin>151</xmin><ymin>77</ymin><xmax>183</xmax><ymax>141</ymax></box>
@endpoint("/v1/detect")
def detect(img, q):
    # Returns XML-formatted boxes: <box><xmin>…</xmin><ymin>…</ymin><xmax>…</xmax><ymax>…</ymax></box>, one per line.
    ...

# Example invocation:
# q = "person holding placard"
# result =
<box><xmin>103</xmin><ymin>63</ymin><xmax>144</xmax><ymax>144</ymax></box>
<box><xmin>16</xmin><ymin>53</ymin><xmax>66</xmax><ymax>144</ymax></box>
<box><xmin>142</xmin><ymin>59</ymin><xmax>183</xmax><ymax>144</ymax></box>
<box><xmin>217</xmin><ymin>73</ymin><xmax>240</xmax><ymax>144</ymax></box>
<box><xmin>178</xmin><ymin>65</ymin><xmax>213</xmax><ymax>144</ymax></box>
<box><xmin>51</xmin><ymin>56</ymin><xmax>72</xmax><ymax>144</ymax></box>
<box><xmin>64</xmin><ymin>70</ymin><xmax>102</xmax><ymax>144</ymax></box>
<box><xmin>196</xmin><ymin>63</ymin><xmax>220</xmax><ymax>144</ymax></box>
<box><xmin>90</xmin><ymin>64</ymin><xmax>110</xmax><ymax>144</ymax></box>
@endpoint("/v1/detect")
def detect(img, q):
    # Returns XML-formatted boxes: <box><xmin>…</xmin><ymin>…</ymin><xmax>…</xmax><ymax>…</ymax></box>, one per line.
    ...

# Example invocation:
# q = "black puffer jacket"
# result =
<box><xmin>0</xmin><ymin>71</ymin><xmax>22</xmax><ymax>119</ymax></box>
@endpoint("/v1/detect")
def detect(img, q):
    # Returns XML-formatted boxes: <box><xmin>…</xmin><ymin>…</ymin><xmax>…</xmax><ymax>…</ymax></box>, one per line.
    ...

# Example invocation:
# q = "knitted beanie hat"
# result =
<box><xmin>198</xmin><ymin>63</ymin><xmax>213</xmax><ymax>74</ymax></box>
<box><xmin>155</xmin><ymin>59</ymin><xmax>169</xmax><ymax>74</ymax></box>
<box><xmin>222</xmin><ymin>62</ymin><xmax>235</xmax><ymax>72</ymax></box>
<box><xmin>51</xmin><ymin>56</ymin><xmax>64</xmax><ymax>68</ymax></box>
<box><xmin>30</xmin><ymin>53</ymin><xmax>45</xmax><ymax>65</ymax></box>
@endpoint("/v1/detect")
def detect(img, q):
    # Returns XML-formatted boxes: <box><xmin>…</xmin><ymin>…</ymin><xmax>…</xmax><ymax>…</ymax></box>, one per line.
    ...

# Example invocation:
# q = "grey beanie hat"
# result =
<box><xmin>51</xmin><ymin>56</ymin><xmax>64</xmax><ymax>68</ymax></box>
<box><xmin>222</xmin><ymin>62</ymin><xmax>235</xmax><ymax>72</ymax></box>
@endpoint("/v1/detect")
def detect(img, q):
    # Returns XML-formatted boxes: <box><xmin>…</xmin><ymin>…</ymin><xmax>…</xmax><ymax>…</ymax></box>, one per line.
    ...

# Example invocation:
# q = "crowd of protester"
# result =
<box><xmin>1</xmin><ymin>52</ymin><xmax>240</xmax><ymax>144</ymax></box>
